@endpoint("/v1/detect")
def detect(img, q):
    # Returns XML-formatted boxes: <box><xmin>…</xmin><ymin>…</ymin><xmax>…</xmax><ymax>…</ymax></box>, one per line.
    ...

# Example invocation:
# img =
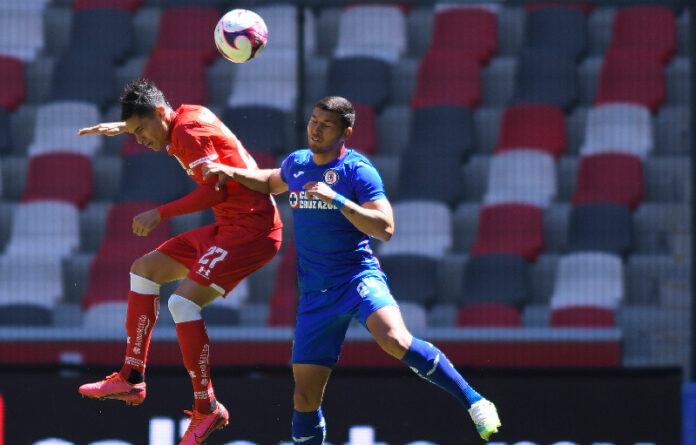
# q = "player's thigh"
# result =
<box><xmin>366</xmin><ymin>305</ymin><xmax>413</xmax><ymax>358</ymax></box>
<box><xmin>130</xmin><ymin>250</ymin><xmax>189</xmax><ymax>284</ymax></box>
<box><xmin>174</xmin><ymin>277</ymin><xmax>224</xmax><ymax>308</ymax></box>
<box><xmin>292</xmin><ymin>363</ymin><xmax>332</xmax><ymax>409</ymax></box>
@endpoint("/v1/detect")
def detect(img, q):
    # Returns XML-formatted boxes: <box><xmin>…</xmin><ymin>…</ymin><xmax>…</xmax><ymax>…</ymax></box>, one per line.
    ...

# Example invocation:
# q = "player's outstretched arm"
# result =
<box><xmin>202</xmin><ymin>162</ymin><xmax>288</xmax><ymax>195</ymax></box>
<box><xmin>77</xmin><ymin>122</ymin><xmax>127</xmax><ymax>136</ymax></box>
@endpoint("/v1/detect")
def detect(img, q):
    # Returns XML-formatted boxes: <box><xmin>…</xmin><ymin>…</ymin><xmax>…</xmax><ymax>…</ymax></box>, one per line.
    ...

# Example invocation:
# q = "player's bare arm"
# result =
<box><xmin>202</xmin><ymin>162</ymin><xmax>289</xmax><ymax>195</ymax></box>
<box><xmin>77</xmin><ymin>121</ymin><xmax>127</xmax><ymax>136</ymax></box>
<box><xmin>302</xmin><ymin>181</ymin><xmax>394</xmax><ymax>242</ymax></box>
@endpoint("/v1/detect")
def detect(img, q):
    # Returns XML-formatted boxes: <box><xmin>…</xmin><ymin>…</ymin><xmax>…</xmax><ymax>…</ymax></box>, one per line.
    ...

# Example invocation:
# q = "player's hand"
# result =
<box><xmin>303</xmin><ymin>181</ymin><xmax>336</xmax><ymax>205</ymax></box>
<box><xmin>77</xmin><ymin>122</ymin><xmax>127</xmax><ymax>136</ymax></box>
<box><xmin>133</xmin><ymin>208</ymin><xmax>162</xmax><ymax>236</ymax></box>
<box><xmin>202</xmin><ymin>162</ymin><xmax>235</xmax><ymax>191</ymax></box>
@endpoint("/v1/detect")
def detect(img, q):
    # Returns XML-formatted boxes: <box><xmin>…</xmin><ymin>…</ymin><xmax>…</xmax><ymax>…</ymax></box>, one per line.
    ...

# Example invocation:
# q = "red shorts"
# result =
<box><xmin>157</xmin><ymin>223</ymin><xmax>282</xmax><ymax>295</ymax></box>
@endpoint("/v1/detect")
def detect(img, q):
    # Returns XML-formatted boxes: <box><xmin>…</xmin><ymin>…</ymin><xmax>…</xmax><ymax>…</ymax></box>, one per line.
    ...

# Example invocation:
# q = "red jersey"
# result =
<box><xmin>165</xmin><ymin>104</ymin><xmax>281</xmax><ymax>233</ymax></box>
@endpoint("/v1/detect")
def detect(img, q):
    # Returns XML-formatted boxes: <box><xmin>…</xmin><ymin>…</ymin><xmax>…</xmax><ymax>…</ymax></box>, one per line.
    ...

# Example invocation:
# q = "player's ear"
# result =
<box><xmin>155</xmin><ymin>105</ymin><xmax>167</xmax><ymax>120</ymax></box>
<box><xmin>342</xmin><ymin>126</ymin><xmax>353</xmax><ymax>140</ymax></box>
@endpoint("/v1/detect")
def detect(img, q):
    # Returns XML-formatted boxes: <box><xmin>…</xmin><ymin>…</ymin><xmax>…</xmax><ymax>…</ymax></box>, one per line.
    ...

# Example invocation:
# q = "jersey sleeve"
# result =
<box><xmin>352</xmin><ymin>161</ymin><xmax>387</xmax><ymax>204</ymax></box>
<box><xmin>171</xmin><ymin>125</ymin><xmax>220</xmax><ymax>182</ymax></box>
<box><xmin>279</xmin><ymin>154</ymin><xmax>294</xmax><ymax>184</ymax></box>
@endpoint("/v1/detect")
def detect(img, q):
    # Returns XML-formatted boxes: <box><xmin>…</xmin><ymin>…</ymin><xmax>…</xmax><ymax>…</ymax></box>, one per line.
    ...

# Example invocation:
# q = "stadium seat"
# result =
<box><xmin>580</xmin><ymin>103</ymin><xmax>653</xmax><ymax>160</ymax></box>
<box><xmin>28</xmin><ymin>101</ymin><xmax>103</xmax><ymax>158</ymax></box>
<box><xmin>512</xmin><ymin>48</ymin><xmax>578</xmax><ymax>111</ymax></box>
<box><xmin>117</xmin><ymin>152</ymin><xmax>190</xmax><ymax>204</ymax></box>
<box><xmin>410</xmin><ymin>105</ymin><xmax>474</xmax><ymax>160</ymax></box>
<box><xmin>201</xmin><ymin>279</ymin><xmax>248</xmax><ymax>325</ymax></box>
<box><xmin>144</xmin><ymin>50</ymin><xmax>208</xmax><ymax>109</ymax></box>
<box><xmin>567</xmin><ymin>203</ymin><xmax>634</xmax><ymax>257</ymax></box>
<box><xmin>572</xmin><ymin>153</ymin><xmax>644</xmax><ymax>209</ymax></box>
<box><xmin>0</xmin><ymin>55</ymin><xmax>25</xmax><ymax>111</ymax></box>
<box><xmin>154</xmin><ymin>7</ymin><xmax>220</xmax><ymax>64</ymax></box>
<box><xmin>49</xmin><ymin>49</ymin><xmax>116</xmax><ymax>109</ymax></box>
<box><xmin>69</xmin><ymin>8</ymin><xmax>134</xmax><ymax>63</ymax></box>
<box><xmin>456</xmin><ymin>303</ymin><xmax>522</xmax><ymax>327</ymax></box>
<box><xmin>525</xmin><ymin>2</ymin><xmax>594</xmax><ymax>14</ymax></box>
<box><xmin>379</xmin><ymin>254</ymin><xmax>438</xmax><ymax>306</ymax></box>
<box><xmin>398</xmin><ymin>301</ymin><xmax>427</xmax><ymax>329</ymax></box>
<box><xmin>429</xmin><ymin>8</ymin><xmax>497</xmax><ymax>64</ymax></box>
<box><xmin>550</xmin><ymin>306</ymin><xmax>615</xmax><ymax>327</ymax></box>
<box><xmin>524</xmin><ymin>7</ymin><xmax>586</xmax><ymax>60</ymax></box>
<box><xmin>120</xmin><ymin>134</ymin><xmax>148</xmax><ymax>157</ymax></box>
<box><xmin>484</xmin><ymin>150</ymin><xmax>557</xmax><ymax>208</ymax></box>
<box><xmin>550</xmin><ymin>252</ymin><xmax>624</xmax><ymax>310</ymax></box>
<box><xmin>268</xmin><ymin>243</ymin><xmax>298</xmax><ymax>327</ymax></box>
<box><xmin>223</xmin><ymin>106</ymin><xmax>288</xmax><ymax>156</ymax></box>
<box><xmin>334</xmin><ymin>5</ymin><xmax>406</xmax><ymax>63</ymax></box>
<box><xmin>3</xmin><ymin>201</ymin><xmax>79</xmax><ymax>259</ymax></box>
<box><xmin>227</xmin><ymin>52</ymin><xmax>297</xmax><ymax>112</ymax></box>
<box><xmin>72</xmin><ymin>0</ymin><xmax>143</xmax><ymax>13</ymax></box>
<box><xmin>0</xmin><ymin>303</ymin><xmax>52</xmax><ymax>326</ymax></box>
<box><xmin>22</xmin><ymin>152</ymin><xmax>94</xmax><ymax>208</ymax></box>
<box><xmin>0</xmin><ymin>109</ymin><xmax>11</xmax><ymax>155</ymax></box>
<box><xmin>82</xmin><ymin>202</ymin><xmax>171</xmax><ymax>307</ymax></box>
<box><xmin>397</xmin><ymin>151</ymin><xmax>464</xmax><ymax>206</ymax></box>
<box><xmin>254</xmin><ymin>5</ymin><xmax>316</xmax><ymax>56</ymax></box>
<box><xmin>0</xmin><ymin>255</ymin><xmax>63</xmax><ymax>316</ymax></box>
<box><xmin>82</xmin><ymin>301</ymin><xmax>128</xmax><ymax>328</ymax></box>
<box><xmin>0</xmin><ymin>9</ymin><xmax>45</xmax><ymax>61</ymax></box>
<box><xmin>495</xmin><ymin>104</ymin><xmax>566</xmax><ymax>159</ymax></box>
<box><xmin>410</xmin><ymin>50</ymin><xmax>481</xmax><ymax>109</ymax></box>
<box><xmin>471</xmin><ymin>203</ymin><xmax>544</xmax><ymax>262</ymax></box>
<box><xmin>379</xmin><ymin>201</ymin><xmax>452</xmax><ymax>259</ymax></box>
<box><xmin>350</xmin><ymin>103</ymin><xmax>378</xmax><ymax>156</ymax></box>
<box><xmin>247</xmin><ymin>149</ymin><xmax>277</xmax><ymax>170</ymax></box>
<box><xmin>461</xmin><ymin>254</ymin><xmax>530</xmax><ymax>308</ymax></box>
<box><xmin>326</xmin><ymin>56</ymin><xmax>392</xmax><ymax>110</ymax></box>
<box><xmin>610</xmin><ymin>6</ymin><xmax>676</xmax><ymax>64</ymax></box>
<box><xmin>595</xmin><ymin>49</ymin><xmax>665</xmax><ymax>113</ymax></box>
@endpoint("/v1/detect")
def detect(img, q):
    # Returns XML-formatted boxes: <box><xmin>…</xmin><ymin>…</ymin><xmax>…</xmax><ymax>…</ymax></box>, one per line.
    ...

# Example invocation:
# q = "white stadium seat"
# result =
<box><xmin>254</xmin><ymin>5</ymin><xmax>316</xmax><ymax>56</ymax></box>
<box><xmin>379</xmin><ymin>200</ymin><xmax>452</xmax><ymax>259</ymax></box>
<box><xmin>28</xmin><ymin>101</ymin><xmax>103</xmax><ymax>157</ymax></box>
<box><xmin>227</xmin><ymin>52</ymin><xmax>297</xmax><ymax>111</ymax></box>
<box><xmin>334</xmin><ymin>6</ymin><xmax>406</xmax><ymax>63</ymax></box>
<box><xmin>484</xmin><ymin>149</ymin><xmax>557</xmax><ymax>208</ymax></box>
<box><xmin>550</xmin><ymin>252</ymin><xmax>624</xmax><ymax>310</ymax></box>
<box><xmin>580</xmin><ymin>103</ymin><xmax>654</xmax><ymax>160</ymax></box>
<box><xmin>0</xmin><ymin>254</ymin><xmax>63</xmax><ymax>309</ymax></box>
<box><xmin>0</xmin><ymin>9</ymin><xmax>45</xmax><ymax>61</ymax></box>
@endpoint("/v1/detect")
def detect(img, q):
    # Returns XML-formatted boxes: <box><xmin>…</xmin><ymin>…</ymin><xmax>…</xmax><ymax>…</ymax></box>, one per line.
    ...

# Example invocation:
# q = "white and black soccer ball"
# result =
<box><xmin>214</xmin><ymin>9</ymin><xmax>268</xmax><ymax>63</ymax></box>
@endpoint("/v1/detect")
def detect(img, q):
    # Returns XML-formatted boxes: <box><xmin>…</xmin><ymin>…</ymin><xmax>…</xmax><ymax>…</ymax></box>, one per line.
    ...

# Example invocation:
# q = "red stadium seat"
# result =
<box><xmin>495</xmin><ymin>104</ymin><xmax>566</xmax><ymax>159</ymax></box>
<box><xmin>82</xmin><ymin>202</ymin><xmax>171</xmax><ymax>308</ymax></box>
<box><xmin>456</xmin><ymin>303</ymin><xmax>522</xmax><ymax>327</ymax></box>
<box><xmin>268</xmin><ymin>242</ymin><xmax>298</xmax><ymax>327</ymax></box>
<box><xmin>611</xmin><ymin>5</ymin><xmax>676</xmax><ymax>64</ymax></box>
<box><xmin>349</xmin><ymin>103</ymin><xmax>377</xmax><ymax>156</ymax></box>
<box><xmin>73</xmin><ymin>0</ymin><xmax>143</xmax><ymax>13</ymax></box>
<box><xmin>22</xmin><ymin>152</ymin><xmax>94</xmax><ymax>209</ymax></box>
<box><xmin>154</xmin><ymin>7</ymin><xmax>220</xmax><ymax>64</ymax></box>
<box><xmin>550</xmin><ymin>306</ymin><xmax>615</xmax><ymax>327</ymax></box>
<box><xmin>572</xmin><ymin>153</ymin><xmax>644</xmax><ymax>210</ymax></box>
<box><xmin>120</xmin><ymin>134</ymin><xmax>148</xmax><ymax>157</ymax></box>
<box><xmin>411</xmin><ymin>50</ymin><xmax>481</xmax><ymax>109</ymax></box>
<box><xmin>471</xmin><ymin>204</ymin><xmax>544</xmax><ymax>262</ymax></box>
<box><xmin>144</xmin><ymin>49</ymin><xmax>208</xmax><ymax>108</ymax></box>
<box><xmin>0</xmin><ymin>55</ymin><xmax>25</xmax><ymax>111</ymax></box>
<box><xmin>595</xmin><ymin>49</ymin><xmax>665</xmax><ymax>113</ymax></box>
<box><xmin>525</xmin><ymin>2</ymin><xmax>594</xmax><ymax>14</ymax></box>
<box><xmin>430</xmin><ymin>8</ymin><xmax>497</xmax><ymax>64</ymax></box>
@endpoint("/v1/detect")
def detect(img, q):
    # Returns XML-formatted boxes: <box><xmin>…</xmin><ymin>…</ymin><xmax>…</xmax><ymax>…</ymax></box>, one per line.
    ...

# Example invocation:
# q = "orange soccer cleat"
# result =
<box><xmin>180</xmin><ymin>401</ymin><xmax>229</xmax><ymax>445</ymax></box>
<box><xmin>78</xmin><ymin>372</ymin><xmax>146</xmax><ymax>405</ymax></box>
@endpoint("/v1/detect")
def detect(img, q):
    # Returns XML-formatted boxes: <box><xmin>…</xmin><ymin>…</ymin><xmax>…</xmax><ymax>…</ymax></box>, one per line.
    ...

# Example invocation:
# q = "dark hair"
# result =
<box><xmin>314</xmin><ymin>96</ymin><xmax>355</xmax><ymax>130</ymax></box>
<box><xmin>120</xmin><ymin>77</ymin><xmax>171</xmax><ymax>121</ymax></box>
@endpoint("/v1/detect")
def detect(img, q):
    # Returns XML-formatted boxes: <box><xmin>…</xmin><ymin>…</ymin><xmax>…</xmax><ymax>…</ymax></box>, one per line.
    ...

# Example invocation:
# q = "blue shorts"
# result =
<box><xmin>292</xmin><ymin>271</ymin><xmax>398</xmax><ymax>368</ymax></box>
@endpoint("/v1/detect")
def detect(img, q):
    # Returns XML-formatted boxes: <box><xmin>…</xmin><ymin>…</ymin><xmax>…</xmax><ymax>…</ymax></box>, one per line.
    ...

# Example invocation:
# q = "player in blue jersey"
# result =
<box><xmin>202</xmin><ymin>96</ymin><xmax>501</xmax><ymax>442</ymax></box>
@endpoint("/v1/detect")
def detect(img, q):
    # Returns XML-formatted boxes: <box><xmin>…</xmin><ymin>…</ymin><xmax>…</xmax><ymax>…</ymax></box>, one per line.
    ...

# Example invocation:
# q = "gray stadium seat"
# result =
<box><xmin>62</xmin><ymin>252</ymin><xmax>92</xmax><ymax>303</ymax></box>
<box><xmin>398</xmin><ymin>151</ymin><xmax>464</xmax><ymax>206</ymax></box>
<box><xmin>644</xmin><ymin>156</ymin><xmax>690</xmax><ymax>203</ymax></box>
<box><xmin>452</xmin><ymin>203</ymin><xmax>480</xmax><ymax>253</ymax></box>
<box><xmin>406</xmin><ymin>7</ymin><xmax>434</xmax><ymax>58</ymax></box>
<box><xmin>43</xmin><ymin>5</ymin><xmax>72</xmax><ymax>56</ymax></box>
<box><xmin>238</xmin><ymin>303</ymin><xmax>270</xmax><ymax>326</ymax></box>
<box><xmin>556</xmin><ymin>156</ymin><xmax>578</xmax><ymax>202</ymax></box>
<box><xmin>577</xmin><ymin>56</ymin><xmax>602</xmax><ymax>105</ymax></box>
<box><xmin>390</xmin><ymin>57</ymin><xmax>419</xmax><ymax>106</ymax></box>
<box><xmin>411</xmin><ymin>105</ymin><xmax>474</xmax><ymax>160</ymax></box>
<box><xmin>626</xmin><ymin>254</ymin><xmax>689</xmax><ymax>305</ymax></box>
<box><xmin>481</xmin><ymin>57</ymin><xmax>516</xmax><ymax>106</ymax></box>
<box><xmin>461</xmin><ymin>254</ymin><xmax>531</xmax><ymax>308</ymax></box>
<box><xmin>473</xmin><ymin>106</ymin><xmax>502</xmax><ymax>155</ymax></box>
<box><xmin>523</xmin><ymin>7</ymin><xmax>587</xmax><ymax>61</ymax></box>
<box><xmin>380</xmin><ymin>254</ymin><xmax>439</xmax><ymax>306</ymax></box>
<box><xmin>370</xmin><ymin>155</ymin><xmax>400</xmax><ymax>200</ymax></box>
<box><xmin>512</xmin><ymin>48</ymin><xmax>578</xmax><ymax>111</ymax></box>
<box><xmin>79</xmin><ymin>202</ymin><xmax>110</xmax><ymax>253</ymax></box>
<box><xmin>0</xmin><ymin>156</ymin><xmax>26</xmax><ymax>201</ymax></box>
<box><xmin>497</xmin><ymin>6</ymin><xmax>525</xmax><ymax>56</ymax></box>
<box><xmin>461</xmin><ymin>155</ymin><xmax>490</xmax><ymax>202</ymax></box>
<box><xmin>0</xmin><ymin>202</ymin><xmax>16</xmax><ymax>252</ymax></box>
<box><xmin>677</xmin><ymin>10</ymin><xmax>690</xmax><ymax>56</ymax></box>
<box><xmin>567</xmin><ymin>203</ymin><xmax>634</xmax><ymax>257</ymax></box>
<box><xmin>133</xmin><ymin>7</ymin><xmax>161</xmax><ymax>56</ymax></box>
<box><xmin>92</xmin><ymin>156</ymin><xmax>121</xmax><ymax>201</ymax></box>
<box><xmin>376</xmin><ymin>105</ymin><xmax>410</xmax><ymax>156</ymax></box>
<box><xmin>586</xmin><ymin>7</ymin><xmax>615</xmax><ymax>56</ymax></box>
<box><xmin>435</xmin><ymin>253</ymin><xmax>467</xmax><ymax>305</ymax></box>
<box><xmin>9</xmin><ymin>105</ymin><xmax>35</xmax><ymax>155</ymax></box>
<box><xmin>656</xmin><ymin>106</ymin><xmax>690</xmax><ymax>155</ymax></box>
<box><xmin>543</xmin><ymin>203</ymin><xmax>570</xmax><ymax>254</ymax></box>
<box><xmin>633</xmin><ymin>203</ymin><xmax>689</xmax><ymax>254</ymax></box>
<box><xmin>565</xmin><ymin>106</ymin><xmax>588</xmax><ymax>156</ymax></box>
<box><xmin>427</xmin><ymin>303</ymin><xmax>456</xmax><ymax>327</ymax></box>
<box><xmin>316</xmin><ymin>7</ymin><xmax>341</xmax><ymax>58</ymax></box>
<box><xmin>665</xmin><ymin>57</ymin><xmax>690</xmax><ymax>106</ymax></box>
<box><xmin>529</xmin><ymin>254</ymin><xmax>559</xmax><ymax>305</ymax></box>
<box><xmin>522</xmin><ymin>304</ymin><xmax>550</xmax><ymax>327</ymax></box>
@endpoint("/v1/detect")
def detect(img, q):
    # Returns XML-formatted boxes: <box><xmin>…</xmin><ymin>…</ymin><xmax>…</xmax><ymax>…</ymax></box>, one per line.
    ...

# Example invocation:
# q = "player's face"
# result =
<box><xmin>125</xmin><ymin>106</ymin><xmax>169</xmax><ymax>151</ymax></box>
<box><xmin>307</xmin><ymin>107</ymin><xmax>350</xmax><ymax>154</ymax></box>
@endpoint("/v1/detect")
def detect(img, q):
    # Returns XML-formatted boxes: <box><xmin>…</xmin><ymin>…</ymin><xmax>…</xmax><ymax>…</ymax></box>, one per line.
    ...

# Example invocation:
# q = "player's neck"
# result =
<box><xmin>312</xmin><ymin>145</ymin><xmax>346</xmax><ymax>166</ymax></box>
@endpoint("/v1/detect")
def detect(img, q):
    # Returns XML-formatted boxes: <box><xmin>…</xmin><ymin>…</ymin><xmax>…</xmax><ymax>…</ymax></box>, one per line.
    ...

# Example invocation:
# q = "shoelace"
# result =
<box><xmin>104</xmin><ymin>372</ymin><xmax>122</xmax><ymax>382</ymax></box>
<box><xmin>470</xmin><ymin>403</ymin><xmax>493</xmax><ymax>424</ymax></box>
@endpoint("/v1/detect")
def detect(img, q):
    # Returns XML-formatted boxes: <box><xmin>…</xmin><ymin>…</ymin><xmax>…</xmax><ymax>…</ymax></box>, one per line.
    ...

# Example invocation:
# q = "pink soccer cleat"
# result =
<box><xmin>79</xmin><ymin>372</ymin><xmax>146</xmax><ymax>405</ymax></box>
<box><xmin>180</xmin><ymin>401</ymin><xmax>229</xmax><ymax>444</ymax></box>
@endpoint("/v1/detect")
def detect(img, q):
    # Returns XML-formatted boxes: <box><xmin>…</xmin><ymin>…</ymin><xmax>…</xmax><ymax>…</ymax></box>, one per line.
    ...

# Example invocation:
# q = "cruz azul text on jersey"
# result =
<box><xmin>289</xmin><ymin>190</ymin><xmax>339</xmax><ymax>210</ymax></box>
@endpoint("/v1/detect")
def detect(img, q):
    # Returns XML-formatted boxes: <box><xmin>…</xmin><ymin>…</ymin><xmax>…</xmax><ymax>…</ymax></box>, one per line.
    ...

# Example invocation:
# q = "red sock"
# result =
<box><xmin>176</xmin><ymin>319</ymin><xmax>216</xmax><ymax>414</ymax></box>
<box><xmin>120</xmin><ymin>291</ymin><xmax>160</xmax><ymax>380</ymax></box>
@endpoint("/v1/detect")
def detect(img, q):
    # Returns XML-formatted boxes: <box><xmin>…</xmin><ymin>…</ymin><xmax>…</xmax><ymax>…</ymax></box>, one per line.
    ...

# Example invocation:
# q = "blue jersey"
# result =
<box><xmin>280</xmin><ymin>148</ymin><xmax>387</xmax><ymax>292</ymax></box>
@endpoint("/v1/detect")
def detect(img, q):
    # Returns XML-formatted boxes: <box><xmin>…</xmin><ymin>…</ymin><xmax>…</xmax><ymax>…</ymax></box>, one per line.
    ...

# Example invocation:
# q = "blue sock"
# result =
<box><xmin>402</xmin><ymin>337</ymin><xmax>483</xmax><ymax>408</ymax></box>
<box><xmin>292</xmin><ymin>407</ymin><xmax>326</xmax><ymax>445</ymax></box>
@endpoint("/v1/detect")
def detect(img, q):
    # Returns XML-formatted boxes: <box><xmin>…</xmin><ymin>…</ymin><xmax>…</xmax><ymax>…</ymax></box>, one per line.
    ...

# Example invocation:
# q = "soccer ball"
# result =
<box><xmin>214</xmin><ymin>9</ymin><xmax>267</xmax><ymax>63</ymax></box>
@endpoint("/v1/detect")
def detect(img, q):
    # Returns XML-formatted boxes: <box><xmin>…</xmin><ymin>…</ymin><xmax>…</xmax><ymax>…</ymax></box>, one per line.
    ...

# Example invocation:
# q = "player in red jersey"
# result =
<box><xmin>77</xmin><ymin>78</ymin><xmax>282</xmax><ymax>445</ymax></box>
